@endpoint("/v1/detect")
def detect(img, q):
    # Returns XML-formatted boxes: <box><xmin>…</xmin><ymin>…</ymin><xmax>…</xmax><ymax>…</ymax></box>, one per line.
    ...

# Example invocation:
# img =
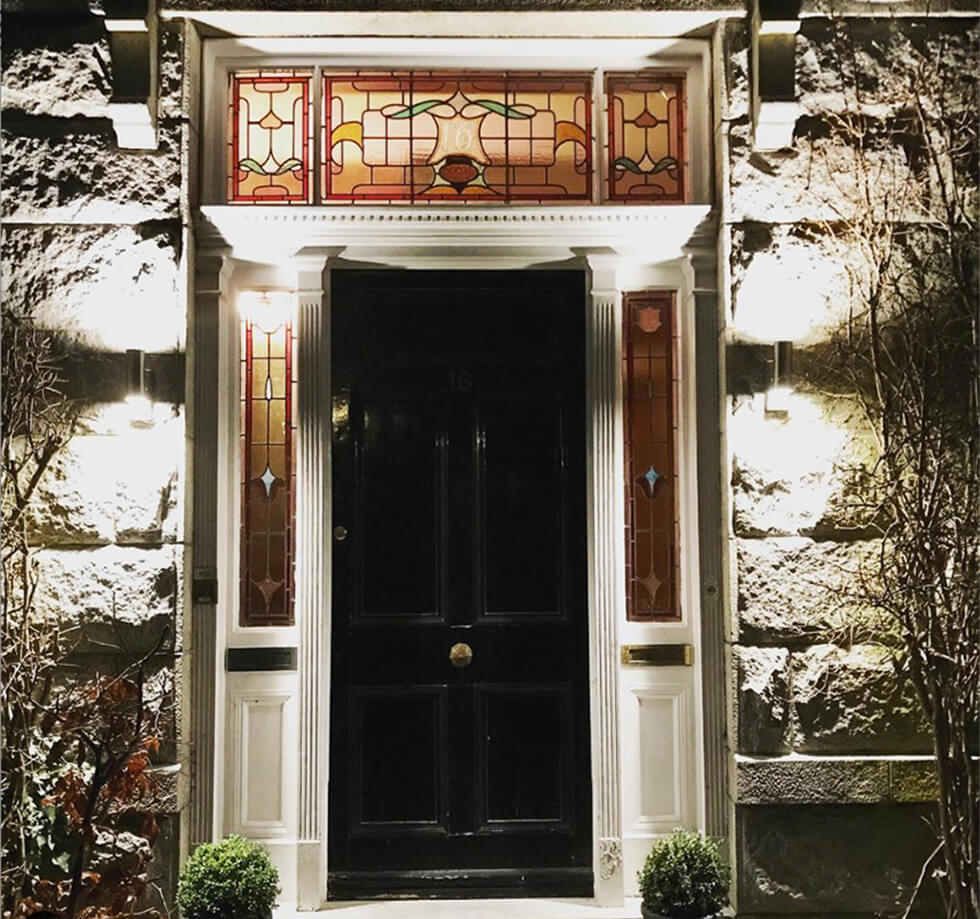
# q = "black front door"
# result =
<box><xmin>328</xmin><ymin>270</ymin><xmax>592</xmax><ymax>899</ymax></box>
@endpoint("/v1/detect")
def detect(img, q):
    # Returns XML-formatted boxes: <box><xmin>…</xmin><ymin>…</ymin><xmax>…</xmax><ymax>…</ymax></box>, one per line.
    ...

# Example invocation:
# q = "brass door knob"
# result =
<box><xmin>449</xmin><ymin>642</ymin><xmax>473</xmax><ymax>669</ymax></box>
<box><xmin>333</xmin><ymin>526</ymin><xmax>348</xmax><ymax>542</ymax></box>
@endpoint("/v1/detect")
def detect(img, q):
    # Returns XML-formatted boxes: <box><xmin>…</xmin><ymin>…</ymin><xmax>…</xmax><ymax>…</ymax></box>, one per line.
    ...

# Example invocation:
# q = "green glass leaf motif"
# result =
<box><xmin>386</xmin><ymin>99</ymin><xmax>446</xmax><ymax>119</ymax></box>
<box><xmin>613</xmin><ymin>155</ymin><xmax>678</xmax><ymax>175</ymax></box>
<box><xmin>613</xmin><ymin>157</ymin><xmax>642</xmax><ymax>174</ymax></box>
<box><xmin>238</xmin><ymin>157</ymin><xmax>267</xmax><ymax>174</ymax></box>
<box><xmin>275</xmin><ymin>158</ymin><xmax>303</xmax><ymax>175</ymax></box>
<box><xmin>472</xmin><ymin>99</ymin><xmax>532</xmax><ymax>119</ymax></box>
<box><xmin>649</xmin><ymin>156</ymin><xmax>679</xmax><ymax>175</ymax></box>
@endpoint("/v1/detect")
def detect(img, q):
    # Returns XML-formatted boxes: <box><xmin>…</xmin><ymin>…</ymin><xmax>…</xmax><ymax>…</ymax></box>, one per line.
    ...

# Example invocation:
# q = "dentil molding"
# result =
<box><xmin>196</xmin><ymin>205</ymin><xmax>714</xmax><ymax>263</ymax></box>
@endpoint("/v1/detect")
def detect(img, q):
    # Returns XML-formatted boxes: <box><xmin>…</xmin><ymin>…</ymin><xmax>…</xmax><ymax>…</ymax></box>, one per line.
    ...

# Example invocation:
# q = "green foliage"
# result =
<box><xmin>638</xmin><ymin>830</ymin><xmax>730</xmax><ymax>918</ymax></box>
<box><xmin>177</xmin><ymin>836</ymin><xmax>280</xmax><ymax>919</ymax></box>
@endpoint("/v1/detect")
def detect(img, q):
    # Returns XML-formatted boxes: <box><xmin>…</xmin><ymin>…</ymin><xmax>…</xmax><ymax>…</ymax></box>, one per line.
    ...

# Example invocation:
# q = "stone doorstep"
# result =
<box><xmin>275</xmin><ymin>899</ymin><xmax>644</xmax><ymax>919</ymax></box>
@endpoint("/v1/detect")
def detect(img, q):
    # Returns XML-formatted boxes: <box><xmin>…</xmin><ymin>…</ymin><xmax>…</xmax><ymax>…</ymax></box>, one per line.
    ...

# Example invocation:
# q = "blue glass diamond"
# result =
<box><xmin>638</xmin><ymin>464</ymin><xmax>661</xmax><ymax>500</ymax></box>
<box><xmin>259</xmin><ymin>464</ymin><xmax>277</xmax><ymax>499</ymax></box>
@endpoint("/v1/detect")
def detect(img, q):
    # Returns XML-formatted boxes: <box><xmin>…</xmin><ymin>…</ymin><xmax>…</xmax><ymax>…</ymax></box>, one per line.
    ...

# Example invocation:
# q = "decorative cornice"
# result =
<box><xmin>196</xmin><ymin>205</ymin><xmax>714</xmax><ymax>262</ymax></box>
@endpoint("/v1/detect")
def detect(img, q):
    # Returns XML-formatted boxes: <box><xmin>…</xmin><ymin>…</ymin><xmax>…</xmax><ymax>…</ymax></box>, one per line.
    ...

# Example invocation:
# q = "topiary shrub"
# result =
<box><xmin>177</xmin><ymin>835</ymin><xmax>280</xmax><ymax>919</ymax></box>
<box><xmin>638</xmin><ymin>829</ymin><xmax>730</xmax><ymax>918</ymax></box>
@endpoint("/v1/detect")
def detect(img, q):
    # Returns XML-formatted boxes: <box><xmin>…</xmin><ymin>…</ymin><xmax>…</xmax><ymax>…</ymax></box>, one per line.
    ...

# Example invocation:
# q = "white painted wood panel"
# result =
<box><xmin>225</xmin><ymin>674</ymin><xmax>298</xmax><ymax>840</ymax></box>
<box><xmin>619</xmin><ymin>672</ymin><xmax>696</xmax><ymax>893</ymax></box>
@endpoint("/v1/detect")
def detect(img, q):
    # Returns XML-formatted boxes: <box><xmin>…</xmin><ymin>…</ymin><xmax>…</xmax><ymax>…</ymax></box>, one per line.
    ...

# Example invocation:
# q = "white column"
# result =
<box><xmin>293</xmin><ymin>251</ymin><xmax>332</xmax><ymax>910</ymax></box>
<box><xmin>585</xmin><ymin>250</ymin><xmax>626</xmax><ymax>905</ymax></box>
<box><xmin>684</xmin><ymin>234</ymin><xmax>729</xmax><ymax>841</ymax></box>
<box><xmin>188</xmin><ymin>250</ymin><xmax>233</xmax><ymax>848</ymax></box>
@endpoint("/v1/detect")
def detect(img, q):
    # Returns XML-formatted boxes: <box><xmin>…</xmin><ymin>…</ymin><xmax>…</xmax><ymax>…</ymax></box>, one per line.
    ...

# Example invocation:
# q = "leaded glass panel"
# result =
<box><xmin>240</xmin><ymin>296</ymin><xmax>296</xmax><ymax>626</ymax></box>
<box><xmin>229</xmin><ymin>70</ymin><xmax>313</xmax><ymax>204</ymax></box>
<box><xmin>606</xmin><ymin>73</ymin><xmax>686</xmax><ymax>203</ymax></box>
<box><xmin>322</xmin><ymin>71</ymin><xmax>592</xmax><ymax>203</ymax></box>
<box><xmin>623</xmin><ymin>290</ymin><xmax>680</xmax><ymax>621</ymax></box>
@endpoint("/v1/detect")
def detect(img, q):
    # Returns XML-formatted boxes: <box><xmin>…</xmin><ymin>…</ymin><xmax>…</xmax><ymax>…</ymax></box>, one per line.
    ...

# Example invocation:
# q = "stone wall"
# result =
<box><xmin>722</xmin><ymin>14</ymin><xmax>977</xmax><ymax>916</ymax></box>
<box><xmin>4</xmin><ymin>2</ymin><xmax>974</xmax><ymax>915</ymax></box>
<box><xmin>1</xmin><ymin>0</ymin><xmax>189</xmax><ymax>901</ymax></box>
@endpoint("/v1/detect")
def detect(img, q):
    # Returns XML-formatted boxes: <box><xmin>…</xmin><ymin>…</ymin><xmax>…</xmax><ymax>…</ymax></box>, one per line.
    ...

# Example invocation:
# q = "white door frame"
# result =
<box><xmin>191</xmin><ymin>203</ymin><xmax>715</xmax><ymax>911</ymax></box>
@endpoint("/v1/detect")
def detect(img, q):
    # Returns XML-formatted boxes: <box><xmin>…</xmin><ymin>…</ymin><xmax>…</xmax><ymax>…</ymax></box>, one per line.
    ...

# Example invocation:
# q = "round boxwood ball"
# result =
<box><xmin>638</xmin><ymin>829</ymin><xmax>730</xmax><ymax>919</ymax></box>
<box><xmin>177</xmin><ymin>835</ymin><xmax>280</xmax><ymax>919</ymax></box>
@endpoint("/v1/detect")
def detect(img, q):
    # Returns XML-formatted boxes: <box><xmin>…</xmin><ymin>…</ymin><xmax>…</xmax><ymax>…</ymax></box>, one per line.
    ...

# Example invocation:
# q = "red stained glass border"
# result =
<box><xmin>321</xmin><ymin>71</ymin><xmax>593</xmax><ymax>204</ymax></box>
<box><xmin>606</xmin><ymin>72</ymin><xmax>687</xmax><ymax>204</ymax></box>
<box><xmin>229</xmin><ymin>72</ymin><xmax>313</xmax><ymax>205</ymax></box>
<box><xmin>240</xmin><ymin>318</ymin><xmax>296</xmax><ymax>627</ymax></box>
<box><xmin>623</xmin><ymin>290</ymin><xmax>681</xmax><ymax>621</ymax></box>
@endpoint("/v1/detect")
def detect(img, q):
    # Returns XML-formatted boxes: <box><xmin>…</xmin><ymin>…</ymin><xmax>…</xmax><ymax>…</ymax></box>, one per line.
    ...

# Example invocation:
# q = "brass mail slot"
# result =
<box><xmin>621</xmin><ymin>644</ymin><xmax>693</xmax><ymax>667</ymax></box>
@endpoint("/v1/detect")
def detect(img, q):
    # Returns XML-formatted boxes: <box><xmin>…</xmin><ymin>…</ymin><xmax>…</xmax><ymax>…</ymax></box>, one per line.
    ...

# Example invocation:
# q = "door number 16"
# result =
<box><xmin>448</xmin><ymin>369</ymin><xmax>473</xmax><ymax>392</ymax></box>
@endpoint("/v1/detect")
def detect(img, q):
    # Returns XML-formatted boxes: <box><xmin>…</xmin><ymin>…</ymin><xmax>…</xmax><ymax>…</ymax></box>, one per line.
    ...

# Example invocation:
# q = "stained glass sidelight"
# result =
<box><xmin>240</xmin><ymin>295</ymin><xmax>296</xmax><ymax>626</ymax></box>
<box><xmin>606</xmin><ymin>73</ymin><xmax>686</xmax><ymax>203</ymax></box>
<box><xmin>229</xmin><ymin>70</ymin><xmax>313</xmax><ymax>204</ymax></box>
<box><xmin>322</xmin><ymin>71</ymin><xmax>591</xmax><ymax>202</ymax></box>
<box><xmin>623</xmin><ymin>291</ymin><xmax>680</xmax><ymax>621</ymax></box>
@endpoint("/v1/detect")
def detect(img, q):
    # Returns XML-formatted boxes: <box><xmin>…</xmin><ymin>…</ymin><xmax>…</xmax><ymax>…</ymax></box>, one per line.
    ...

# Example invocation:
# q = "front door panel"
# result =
<box><xmin>328</xmin><ymin>270</ymin><xmax>591</xmax><ymax>899</ymax></box>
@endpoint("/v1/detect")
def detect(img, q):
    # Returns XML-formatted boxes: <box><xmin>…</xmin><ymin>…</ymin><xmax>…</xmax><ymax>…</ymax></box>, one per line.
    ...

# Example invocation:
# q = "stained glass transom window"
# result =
<box><xmin>322</xmin><ymin>72</ymin><xmax>592</xmax><ymax>202</ymax></box>
<box><xmin>623</xmin><ymin>291</ymin><xmax>680</xmax><ymax>621</ymax></box>
<box><xmin>229</xmin><ymin>70</ymin><xmax>313</xmax><ymax>204</ymax></box>
<box><xmin>240</xmin><ymin>294</ymin><xmax>296</xmax><ymax>626</ymax></box>
<box><xmin>607</xmin><ymin>74</ymin><xmax>685</xmax><ymax>203</ymax></box>
<box><xmin>226</xmin><ymin>68</ymin><xmax>691</xmax><ymax>205</ymax></box>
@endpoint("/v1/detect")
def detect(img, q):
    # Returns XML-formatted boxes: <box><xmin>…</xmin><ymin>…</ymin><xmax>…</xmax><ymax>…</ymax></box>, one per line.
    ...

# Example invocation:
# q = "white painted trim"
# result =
<box><xmin>198</xmin><ymin>25</ymin><xmax>717</xmax><ymax>913</ymax></box>
<box><xmin>164</xmin><ymin>9</ymin><xmax>740</xmax><ymax>35</ymax></box>
<box><xmin>294</xmin><ymin>254</ymin><xmax>333</xmax><ymax>911</ymax></box>
<box><xmin>228</xmin><ymin>687</ymin><xmax>295</xmax><ymax>837</ymax></box>
<box><xmin>206</xmin><ymin>224</ymin><xmax>712</xmax><ymax>911</ymax></box>
<box><xmin>198</xmin><ymin>205</ymin><xmax>712</xmax><ymax>263</ymax></box>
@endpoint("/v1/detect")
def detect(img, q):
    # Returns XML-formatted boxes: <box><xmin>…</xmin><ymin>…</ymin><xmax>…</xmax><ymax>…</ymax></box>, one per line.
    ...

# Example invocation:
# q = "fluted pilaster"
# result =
<box><xmin>685</xmin><ymin>236</ymin><xmax>728</xmax><ymax>841</ymax></box>
<box><xmin>294</xmin><ymin>252</ymin><xmax>332</xmax><ymax>908</ymax></box>
<box><xmin>585</xmin><ymin>252</ymin><xmax>625</xmax><ymax>904</ymax></box>
<box><xmin>189</xmin><ymin>251</ymin><xmax>233</xmax><ymax>847</ymax></box>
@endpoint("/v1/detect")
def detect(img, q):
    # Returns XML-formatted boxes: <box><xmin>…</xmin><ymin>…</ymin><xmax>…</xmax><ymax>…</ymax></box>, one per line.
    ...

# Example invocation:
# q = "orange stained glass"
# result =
<box><xmin>607</xmin><ymin>73</ymin><xmax>686</xmax><ymax>203</ymax></box>
<box><xmin>322</xmin><ymin>71</ymin><xmax>592</xmax><ymax>202</ymax></box>
<box><xmin>240</xmin><ymin>311</ymin><xmax>296</xmax><ymax>626</ymax></box>
<box><xmin>623</xmin><ymin>291</ymin><xmax>680</xmax><ymax>621</ymax></box>
<box><xmin>229</xmin><ymin>70</ymin><xmax>312</xmax><ymax>204</ymax></box>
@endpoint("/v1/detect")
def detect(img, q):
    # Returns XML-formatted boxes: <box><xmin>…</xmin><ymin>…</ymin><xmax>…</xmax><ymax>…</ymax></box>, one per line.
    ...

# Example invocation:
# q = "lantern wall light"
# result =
<box><xmin>765</xmin><ymin>339</ymin><xmax>794</xmax><ymax>417</ymax></box>
<box><xmin>125</xmin><ymin>348</ymin><xmax>154</xmax><ymax>426</ymax></box>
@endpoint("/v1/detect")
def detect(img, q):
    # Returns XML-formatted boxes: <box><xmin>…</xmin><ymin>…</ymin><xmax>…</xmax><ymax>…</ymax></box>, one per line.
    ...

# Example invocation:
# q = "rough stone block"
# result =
<box><xmin>1</xmin><ymin>121</ymin><xmax>180</xmax><ymax>223</ymax></box>
<box><xmin>730</xmin><ymin>227</ymin><xmax>852</xmax><ymax>347</ymax></box>
<box><xmin>726</xmin><ymin>18</ymin><xmax>977</xmax><ymax>225</ymax></box>
<box><xmin>729</xmin><ymin>132</ymin><xmax>916</xmax><ymax>224</ymax></box>
<box><xmin>737</xmin><ymin>757</ymin><xmax>889</xmax><ymax>804</ymax></box>
<box><xmin>26</xmin><ymin>416</ymin><xmax>183</xmax><ymax>547</ymax></box>
<box><xmin>158</xmin><ymin>22</ymin><xmax>184</xmax><ymax>121</ymax></box>
<box><xmin>1</xmin><ymin>224</ymin><xmax>181</xmax><ymax>351</ymax></box>
<box><xmin>792</xmin><ymin>644</ymin><xmax>932</xmax><ymax>754</ymax></box>
<box><xmin>34</xmin><ymin>544</ymin><xmax>179</xmax><ymax>652</ymax></box>
<box><xmin>722</xmin><ymin>19</ymin><xmax>750</xmax><ymax>122</ymax></box>
<box><xmin>796</xmin><ymin>18</ymin><xmax>980</xmax><ymax>116</ymax></box>
<box><xmin>730</xmin><ymin>392</ymin><xmax>879</xmax><ymax>540</ymax></box>
<box><xmin>889</xmin><ymin>761</ymin><xmax>939</xmax><ymax>802</ymax></box>
<box><xmin>736</xmin><ymin>645</ymin><xmax>791</xmax><ymax>754</ymax></box>
<box><xmin>736</xmin><ymin>536</ymin><xmax>880</xmax><ymax>643</ymax></box>
<box><xmin>27</xmin><ymin>436</ymin><xmax>118</xmax><ymax>547</ymax></box>
<box><xmin>737</xmin><ymin>803</ymin><xmax>941</xmax><ymax>914</ymax></box>
<box><xmin>1</xmin><ymin>17</ymin><xmax>111</xmax><ymax>118</ymax></box>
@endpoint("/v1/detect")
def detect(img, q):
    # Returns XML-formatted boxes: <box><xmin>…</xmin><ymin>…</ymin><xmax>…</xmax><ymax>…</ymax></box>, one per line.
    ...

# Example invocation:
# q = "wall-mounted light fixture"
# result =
<box><xmin>765</xmin><ymin>339</ymin><xmax>794</xmax><ymax>416</ymax></box>
<box><xmin>752</xmin><ymin>0</ymin><xmax>802</xmax><ymax>151</ymax></box>
<box><xmin>238</xmin><ymin>289</ymin><xmax>296</xmax><ymax>333</ymax></box>
<box><xmin>126</xmin><ymin>348</ymin><xmax>154</xmax><ymax>426</ymax></box>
